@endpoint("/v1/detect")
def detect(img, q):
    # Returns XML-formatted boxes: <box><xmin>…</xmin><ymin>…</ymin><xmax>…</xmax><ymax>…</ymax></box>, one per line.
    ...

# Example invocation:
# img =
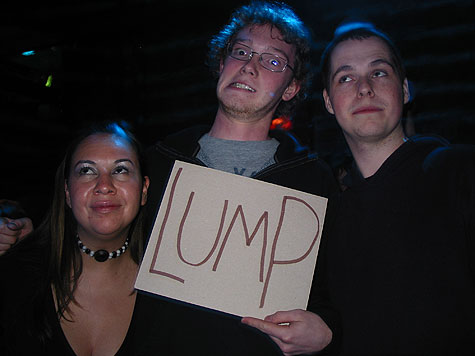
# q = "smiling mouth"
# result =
<box><xmin>231</xmin><ymin>82</ymin><xmax>256</xmax><ymax>92</ymax></box>
<box><xmin>91</xmin><ymin>202</ymin><xmax>121</xmax><ymax>213</ymax></box>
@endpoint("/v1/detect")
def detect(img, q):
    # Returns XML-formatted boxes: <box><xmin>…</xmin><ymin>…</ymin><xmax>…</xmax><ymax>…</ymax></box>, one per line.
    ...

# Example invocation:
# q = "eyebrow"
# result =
<box><xmin>233</xmin><ymin>38</ymin><xmax>290</xmax><ymax>60</ymax></box>
<box><xmin>73</xmin><ymin>158</ymin><xmax>134</xmax><ymax>169</ymax></box>
<box><xmin>331</xmin><ymin>65</ymin><xmax>353</xmax><ymax>82</ymax></box>
<box><xmin>369</xmin><ymin>58</ymin><xmax>395</xmax><ymax>70</ymax></box>
<box><xmin>331</xmin><ymin>58</ymin><xmax>395</xmax><ymax>82</ymax></box>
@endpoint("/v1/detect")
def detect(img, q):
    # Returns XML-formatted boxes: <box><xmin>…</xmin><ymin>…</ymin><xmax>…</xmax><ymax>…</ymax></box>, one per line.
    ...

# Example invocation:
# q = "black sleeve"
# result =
<box><xmin>306</xmin><ymin>192</ymin><xmax>341</xmax><ymax>355</ymax></box>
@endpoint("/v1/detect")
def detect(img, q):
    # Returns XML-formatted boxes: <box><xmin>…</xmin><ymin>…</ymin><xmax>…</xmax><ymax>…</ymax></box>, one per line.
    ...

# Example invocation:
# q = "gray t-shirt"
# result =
<box><xmin>197</xmin><ymin>134</ymin><xmax>279</xmax><ymax>177</ymax></box>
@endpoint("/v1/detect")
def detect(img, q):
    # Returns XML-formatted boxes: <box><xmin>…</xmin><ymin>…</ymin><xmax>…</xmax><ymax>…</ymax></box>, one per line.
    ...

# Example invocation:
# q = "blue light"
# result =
<box><xmin>22</xmin><ymin>50</ymin><xmax>36</xmax><ymax>56</ymax></box>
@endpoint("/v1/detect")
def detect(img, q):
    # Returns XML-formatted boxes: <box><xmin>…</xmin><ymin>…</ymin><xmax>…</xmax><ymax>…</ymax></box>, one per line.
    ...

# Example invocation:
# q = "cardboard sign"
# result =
<box><xmin>135</xmin><ymin>160</ymin><xmax>327</xmax><ymax>318</ymax></box>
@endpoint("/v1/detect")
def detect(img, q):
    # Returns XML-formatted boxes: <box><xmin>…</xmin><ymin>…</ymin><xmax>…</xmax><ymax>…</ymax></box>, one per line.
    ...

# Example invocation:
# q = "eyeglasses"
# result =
<box><xmin>227</xmin><ymin>42</ymin><xmax>294</xmax><ymax>73</ymax></box>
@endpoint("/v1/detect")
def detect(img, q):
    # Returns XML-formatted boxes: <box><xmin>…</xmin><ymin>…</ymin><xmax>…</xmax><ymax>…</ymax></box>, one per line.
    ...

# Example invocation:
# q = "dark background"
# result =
<box><xmin>1</xmin><ymin>0</ymin><xmax>473</xmax><ymax>224</ymax></box>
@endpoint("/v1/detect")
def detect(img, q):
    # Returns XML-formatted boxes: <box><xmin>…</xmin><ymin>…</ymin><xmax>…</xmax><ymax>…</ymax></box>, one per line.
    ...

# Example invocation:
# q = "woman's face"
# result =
<box><xmin>65</xmin><ymin>133</ymin><xmax>149</xmax><ymax>247</ymax></box>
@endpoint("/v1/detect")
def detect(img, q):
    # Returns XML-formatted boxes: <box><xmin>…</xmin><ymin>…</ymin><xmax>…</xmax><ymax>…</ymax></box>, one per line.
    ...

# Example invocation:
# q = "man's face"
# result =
<box><xmin>323</xmin><ymin>37</ymin><xmax>409</xmax><ymax>144</ymax></box>
<box><xmin>216</xmin><ymin>24</ymin><xmax>300</xmax><ymax>122</ymax></box>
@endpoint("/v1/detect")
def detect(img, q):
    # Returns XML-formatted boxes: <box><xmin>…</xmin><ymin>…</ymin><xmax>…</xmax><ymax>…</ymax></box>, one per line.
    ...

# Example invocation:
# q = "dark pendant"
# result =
<box><xmin>94</xmin><ymin>249</ymin><xmax>109</xmax><ymax>262</ymax></box>
<box><xmin>77</xmin><ymin>235</ymin><xmax>129</xmax><ymax>262</ymax></box>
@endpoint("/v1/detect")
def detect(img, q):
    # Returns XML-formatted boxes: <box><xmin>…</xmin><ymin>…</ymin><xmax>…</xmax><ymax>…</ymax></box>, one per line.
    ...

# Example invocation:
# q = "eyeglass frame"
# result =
<box><xmin>226</xmin><ymin>42</ymin><xmax>294</xmax><ymax>73</ymax></box>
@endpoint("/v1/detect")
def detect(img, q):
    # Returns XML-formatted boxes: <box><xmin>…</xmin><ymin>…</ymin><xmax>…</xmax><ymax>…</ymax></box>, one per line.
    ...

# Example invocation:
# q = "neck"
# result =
<box><xmin>209</xmin><ymin>109</ymin><xmax>272</xmax><ymax>141</ymax></box>
<box><xmin>346</xmin><ymin>131</ymin><xmax>407</xmax><ymax>178</ymax></box>
<box><xmin>77</xmin><ymin>228</ymin><xmax>129</xmax><ymax>250</ymax></box>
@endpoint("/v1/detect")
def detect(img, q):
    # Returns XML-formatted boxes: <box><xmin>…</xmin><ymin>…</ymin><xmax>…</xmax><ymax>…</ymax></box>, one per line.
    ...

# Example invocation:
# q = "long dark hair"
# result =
<box><xmin>14</xmin><ymin>121</ymin><xmax>148</xmax><ymax>343</ymax></box>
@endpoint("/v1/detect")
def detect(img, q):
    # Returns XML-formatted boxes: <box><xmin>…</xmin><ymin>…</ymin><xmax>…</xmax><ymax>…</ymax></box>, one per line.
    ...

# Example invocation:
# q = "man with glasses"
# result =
<box><xmin>228</xmin><ymin>42</ymin><xmax>294</xmax><ymax>73</ymax></box>
<box><xmin>143</xmin><ymin>1</ymin><xmax>337</xmax><ymax>354</ymax></box>
<box><xmin>1</xmin><ymin>1</ymin><xmax>337</xmax><ymax>354</ymax></box>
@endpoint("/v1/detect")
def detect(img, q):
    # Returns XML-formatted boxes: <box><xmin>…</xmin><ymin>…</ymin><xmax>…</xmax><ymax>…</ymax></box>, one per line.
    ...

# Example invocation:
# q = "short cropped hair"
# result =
<box><xmin>320</xmin><ymin>24</ymin><xmax>406</xmax><ymax>91</ymax></box>
<box><xmin>207</xmin><ymin>1</ymin><xmax>313</xmax><ymax>118</ymax></box>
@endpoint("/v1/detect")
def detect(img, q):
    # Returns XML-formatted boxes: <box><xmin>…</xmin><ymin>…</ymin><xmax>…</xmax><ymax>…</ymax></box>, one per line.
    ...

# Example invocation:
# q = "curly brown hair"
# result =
<box><xmin>207</xmin><ymin>1</ymin><xmax>313</xmax><ymax>118</ymax></box>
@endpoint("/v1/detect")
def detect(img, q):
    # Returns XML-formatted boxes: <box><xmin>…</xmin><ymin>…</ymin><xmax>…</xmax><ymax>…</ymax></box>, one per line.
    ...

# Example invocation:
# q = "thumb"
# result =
<box><xmin>7</xmin><ymin>220</ymin><xmax>22</xmax><ymax>230</ymax></box>
<box><xmin>265</xmin><ymin>311</ymin><xmax>289</xmax><ymax>324</ymax></box>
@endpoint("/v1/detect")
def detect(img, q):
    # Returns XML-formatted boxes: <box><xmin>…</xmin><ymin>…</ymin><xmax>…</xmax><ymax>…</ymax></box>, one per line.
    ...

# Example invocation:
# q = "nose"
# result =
<box><xmin>240</xmin><ymin>52</ymin><xmax>259</xmax><ymax>76</ymax></box>
<box><xmin>94</xmin><ymin>174</ymin><xmax>116</xmax><ymax>195</ymax></box>
<box><xmin>358</xmin><ymin>78</ymin><xmax>374</xmax><ymax>98</ymax></box>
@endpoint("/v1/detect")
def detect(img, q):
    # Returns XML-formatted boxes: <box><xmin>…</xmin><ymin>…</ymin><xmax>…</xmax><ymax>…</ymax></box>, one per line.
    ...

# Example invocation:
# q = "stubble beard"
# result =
<box><xmin>219</xmin><ymin>95</ymin><xmax>277</xmax><ymax>123</ymax></box>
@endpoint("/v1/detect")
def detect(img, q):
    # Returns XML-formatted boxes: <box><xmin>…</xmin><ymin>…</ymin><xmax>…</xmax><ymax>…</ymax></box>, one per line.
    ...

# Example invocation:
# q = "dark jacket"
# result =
<box><xmin>145</xmin><ymin>125</ymin><xmax>338</xmax><ymax>226</ymax></box>
<box><xmin>315</xmin><ymin>136</ymin><xmax>475</xmax><ymax>355</ymax></box>
<box><xmin>137</xmin><ymin>125</ymin><xmax>340</xmax><ymax>355</ymax></box>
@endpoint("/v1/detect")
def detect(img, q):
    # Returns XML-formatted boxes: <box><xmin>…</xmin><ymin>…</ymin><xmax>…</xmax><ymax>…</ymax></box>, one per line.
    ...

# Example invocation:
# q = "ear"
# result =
<box><xmin>281</xmin><ymin>79</ymin><xmax>301</xmax><ymax>102</ymax></box>
<box><xmin>141</xmin><ymin>176</ymin><xmax>150</xmax><ymax>206</ymax></box>
<box><xmin>323</xmin><ymin>89</ymin><xmax>335</xmax><ymax>114</ymax></box>
<box><xmin>65</xmin><ymin>180</ymin><xmax>72</xmax><ymax>208</ymax></box>
<box><xmin>402</xmin><ymin>78</ymin><xmax>410</xmax><ymax>104</ymax></box>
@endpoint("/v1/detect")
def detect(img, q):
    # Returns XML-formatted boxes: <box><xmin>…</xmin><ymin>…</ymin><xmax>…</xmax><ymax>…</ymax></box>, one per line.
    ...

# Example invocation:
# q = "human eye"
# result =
<box><xmin>372</xmin><ymin>70</ymin><xmax>387</xmax><ymax>78</ymax></box>
<box><xmin>268</xmin><ymin>56</ymin><xmax>283</xmax><ymax>68</ymax></box>
<box><xmin>261</xmin><ymin>54</ymin><xmax>285</xmax><ymax>70</ymax></box>
<box><xmin>231</xmin><ymin>44</ymin><xmax>249</xmax><ymax>58</ymax></box>
<box><xmin>77</xmin><ymin>165</ymin><xmax>95</xmax><ymax>176</ymax></box>
<box><xmin>113</xmin><ymin>164</ymin><xmax>130</xmax><ymax>175</ymax></box>
<box><xmin>338</xmin><ymin>75</ymin><xmax>352</xmax><ymax>83</ymax></box>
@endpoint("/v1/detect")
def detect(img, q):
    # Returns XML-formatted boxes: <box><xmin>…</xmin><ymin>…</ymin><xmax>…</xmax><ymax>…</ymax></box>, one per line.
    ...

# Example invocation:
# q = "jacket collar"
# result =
<box><xmin>159</xmin><ymin>125</ymin><xmax>312</xmax><ymax>163</ymax></box>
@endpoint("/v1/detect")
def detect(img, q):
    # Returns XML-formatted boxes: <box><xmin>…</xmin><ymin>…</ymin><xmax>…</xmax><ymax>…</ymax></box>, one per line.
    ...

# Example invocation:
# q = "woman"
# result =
<box><xmin>0</xmin><ymin>122</ymin><xmax>150</xmax><ymax>355</ymax></box>
<box><xmin>1</xmin><ymin>121</ymin><xmax>281</xmax><ymax>356</ymax></box>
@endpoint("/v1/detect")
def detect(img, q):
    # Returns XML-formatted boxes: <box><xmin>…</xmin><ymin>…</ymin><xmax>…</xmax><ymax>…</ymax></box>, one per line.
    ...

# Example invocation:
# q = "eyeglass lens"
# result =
<box><xmin>228</xmin><ymin>43</ymin><xmax>290</xmax><ymax>72</ymax></box>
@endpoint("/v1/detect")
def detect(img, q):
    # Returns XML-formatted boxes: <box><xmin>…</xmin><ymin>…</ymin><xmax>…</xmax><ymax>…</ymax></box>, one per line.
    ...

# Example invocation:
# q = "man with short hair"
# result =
<box><xmin>316</xmin><ymin>24</ymin><xmax>475</xmax><ymax>354</ymax></box>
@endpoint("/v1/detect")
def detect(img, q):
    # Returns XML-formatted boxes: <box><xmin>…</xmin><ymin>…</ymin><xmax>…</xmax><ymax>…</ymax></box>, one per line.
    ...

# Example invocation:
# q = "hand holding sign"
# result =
<box><xmin>241</xmin><ymin>309</ymin><xmax>333</xmax><ymax>355</ymax></box>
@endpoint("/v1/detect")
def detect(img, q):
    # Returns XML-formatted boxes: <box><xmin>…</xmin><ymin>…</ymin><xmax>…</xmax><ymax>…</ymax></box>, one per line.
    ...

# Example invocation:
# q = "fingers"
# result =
<box><xmin>5</xmin><ymin>218</ymin><xmax>28</xmax><ymax>231</ymax></box>
<box><xmin>241</xmin><ymin>316</ymin><xmax>289</xmax><ymax>340</ymax></box>
<box><xmin>0</xmin><ymin>234</ymin><xmax>18</xmax><ymax>245</ymax></box>
<box><xmin>241</xmin><ymin>319</ymin><xmax>299</xmax><ymax>356</ymax></box>
<box><xmin>1</xmin><ymin>218</ymin><xmax>19</xmax><ymax>231</ymax></box>
<box><xmin>7</xmin><ymin>221</ymin><xmax>20</xmax><ymax>230</ymax></box>
<box><xmin>0</xmin><ymin>220</ymin><xmax>20</xmax><ymax>237</ymax></box>
<box><xmin>0</xmin><ymin>244</ymin><xmax>14</xmax><ymax>256</ymax></box>
<box><xmin>16</xmin><ymin>217</ymin><xmax>34</xmax><ymax>235</ymax></box>
<box><xmin>241</xmin><ymin>316</ymin><xmax>272</xmax><ymax>331</ymax></box>
<box><xmin>0</xmin><ymin>218</ymin><xmax>26</xmax><ymax>255</ymax></box>
<box><xmin>243</xmin><ymin>310</ymin><xmax>331</xmax><ymax>356</ymax></box>
<box><xmin>0</xmin><ymin>217</ymin><xmax>33</xmax><ymax>240</ymax></box>
<box><xmin>0</xmin><ymin>229</ymin><xmax>18</xmax><ymax>256</ymax></box>
<box><xmin>241</xmin><ymin>310</ymin><xmax>304</xmax><ymax>336</ymax></box>
<box><xmin>264</xmin><ymin>309</ymin><xmax>302</xmax><ymax>324</ymax></box>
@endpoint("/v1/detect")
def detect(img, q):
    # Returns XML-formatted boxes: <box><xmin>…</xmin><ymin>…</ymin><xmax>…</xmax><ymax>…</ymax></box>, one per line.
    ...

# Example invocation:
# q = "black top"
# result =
<box><xmin>0</xmin><ymin>238</ymin><xmax>140</xmax><ymax>355</ymax></box>
<box><xmin>313</xmin><ymin>136</ymin><xmax>475</xmax><ymax>355</ymax></box>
